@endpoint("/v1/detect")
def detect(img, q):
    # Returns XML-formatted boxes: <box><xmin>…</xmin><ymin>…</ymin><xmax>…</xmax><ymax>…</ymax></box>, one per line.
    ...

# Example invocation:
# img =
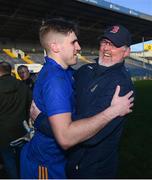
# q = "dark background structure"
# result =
<box><xmin>0</xmin><ymin>0</ymin><xmax>152</xmax><ymax>48</ymax></box>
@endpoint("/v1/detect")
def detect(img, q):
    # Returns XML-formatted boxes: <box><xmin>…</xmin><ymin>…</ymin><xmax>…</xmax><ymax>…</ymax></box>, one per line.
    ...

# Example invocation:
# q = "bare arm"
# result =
<box><xmin>48</xmin><ymin>85</ymin><xmax>133</xmax><ymax>149</ymax></box>
<box><xmin>30</xmin><ymin>100</ymin><xmax>41</xmax><ymax>124</ymax></box>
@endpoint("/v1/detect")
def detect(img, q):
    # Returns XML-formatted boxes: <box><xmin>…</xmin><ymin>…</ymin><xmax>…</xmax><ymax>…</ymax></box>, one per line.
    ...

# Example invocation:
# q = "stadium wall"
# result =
<box><xmin>0</xmin><ymin>40</ymin><xmax>42</xmax><ymax>52</ymax></box>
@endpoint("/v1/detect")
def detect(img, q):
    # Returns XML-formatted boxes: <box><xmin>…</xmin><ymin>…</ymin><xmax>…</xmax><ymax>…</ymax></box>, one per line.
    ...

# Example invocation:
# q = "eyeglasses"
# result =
<box><xmin>100</xmin><ymin>39</ymin><xmax>115</xmax><ymax>48</ymax></box>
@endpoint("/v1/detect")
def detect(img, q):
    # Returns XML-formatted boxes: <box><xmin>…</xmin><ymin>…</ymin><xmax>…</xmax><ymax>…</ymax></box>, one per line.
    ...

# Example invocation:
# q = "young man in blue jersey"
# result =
<box><xmin>20</xmin><ymin>18</ymin><xmax>134</xmax><ymax>179</ymax></box>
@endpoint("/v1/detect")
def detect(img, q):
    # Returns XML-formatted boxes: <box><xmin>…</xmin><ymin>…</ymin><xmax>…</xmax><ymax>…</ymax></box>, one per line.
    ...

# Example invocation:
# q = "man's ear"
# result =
<box><xmin>48</xmin><ymin>41</ymin><xmax>60</xmax><ymax>53</ymax></box>
<box><xmin>124</xmin><ymin>47</ymin><xmax>130</xmax><ymax>57</ymax></box>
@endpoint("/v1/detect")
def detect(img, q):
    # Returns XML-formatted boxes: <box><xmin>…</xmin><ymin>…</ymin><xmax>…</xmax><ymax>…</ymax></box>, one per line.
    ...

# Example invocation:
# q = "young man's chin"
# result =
<box><xmin>70</xmin><ymin>59</ymin><xmax>77</xmax><ymax>66</ymax></box>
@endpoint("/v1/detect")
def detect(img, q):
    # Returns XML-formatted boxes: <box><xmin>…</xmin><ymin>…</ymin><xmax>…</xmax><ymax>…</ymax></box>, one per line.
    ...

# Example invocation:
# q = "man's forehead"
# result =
<box><xmin>101</xmin><ymin>38</ymin><xmax>112</xmax><ymax>43</ymax></box>
<box><xmin>66</xmin><ymin>31</ymin><xmax>78</xmax><ymax>41</ymax></box>
<box><xmin>18</xmin><ymin>68</ymin><xmax>28</xmax><ymax>72</ymax></box>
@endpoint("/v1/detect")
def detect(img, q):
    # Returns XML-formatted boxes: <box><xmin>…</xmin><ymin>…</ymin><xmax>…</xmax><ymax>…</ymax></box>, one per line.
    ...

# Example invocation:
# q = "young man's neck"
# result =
<box><xmin>47</xmin><ymin>54</ymin><xmax>68</xmax><ymax>69</ymax></box>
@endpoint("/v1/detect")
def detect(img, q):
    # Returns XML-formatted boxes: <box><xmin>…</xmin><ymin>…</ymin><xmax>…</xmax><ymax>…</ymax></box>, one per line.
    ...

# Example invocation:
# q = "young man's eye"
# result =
<box><xmin>72</xmin><ymin>40</ymin><xmax>78</xmax><ymax>45</ymax></box>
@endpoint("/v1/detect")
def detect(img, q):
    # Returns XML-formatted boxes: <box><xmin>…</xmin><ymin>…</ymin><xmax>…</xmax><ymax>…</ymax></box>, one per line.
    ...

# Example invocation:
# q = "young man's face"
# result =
<box><xmin>99</xmin><ymin>39</ymin><xmax>130</xmax><ymax>67</ymax></box>
<box><xmin>59</xmin><ymin>31</ymin><xmax>81</xmax><ymax>68</ymax></box>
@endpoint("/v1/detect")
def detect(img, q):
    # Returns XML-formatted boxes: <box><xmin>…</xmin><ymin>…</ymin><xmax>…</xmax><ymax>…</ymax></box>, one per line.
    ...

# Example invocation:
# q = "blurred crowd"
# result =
<box><xmin>0</xmin><ymin>62</ymin><xmax>36</xmax><ymax>178</ymax></box>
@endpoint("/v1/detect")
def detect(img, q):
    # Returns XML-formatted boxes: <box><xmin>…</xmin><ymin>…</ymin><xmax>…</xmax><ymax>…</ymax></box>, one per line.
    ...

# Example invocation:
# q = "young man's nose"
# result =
<box><xmin>76</xmin><ymin>42</ymin><xmax>81</xmax><ymax>51</ymax></box>
<box><xmin>77</xmin><ymin>45</ymin><xmax>81</xmax><ymax>51</ymax></box>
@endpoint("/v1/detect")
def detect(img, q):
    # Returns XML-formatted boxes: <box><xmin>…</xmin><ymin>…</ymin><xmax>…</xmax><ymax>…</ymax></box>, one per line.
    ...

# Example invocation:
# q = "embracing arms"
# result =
<box><xmin>31</xmin><ymin>86</ymin><xmax>133</xmax><ymax>150</ymax></box>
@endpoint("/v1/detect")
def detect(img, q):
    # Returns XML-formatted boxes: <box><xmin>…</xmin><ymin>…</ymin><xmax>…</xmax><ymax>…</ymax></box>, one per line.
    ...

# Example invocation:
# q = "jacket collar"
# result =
<box><xmin>94</xmin><ymin>59</ymin><xmax>125</xmax><ymax>76</ymax></box>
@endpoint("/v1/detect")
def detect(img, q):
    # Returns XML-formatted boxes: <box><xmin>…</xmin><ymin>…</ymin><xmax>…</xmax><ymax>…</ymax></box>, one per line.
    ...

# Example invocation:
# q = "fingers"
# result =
<box><xmin>129</xmin><ymin>97</ymin><xmax>134</xmax><ymax>103</ymax></box>
<box><xmin>125</xmin><ymin>90</ymin><xmax>134</xmax><ymax>99</ymax></box>
<box><xmin>30</xmin><ymin>101</ymin><xmax>41</xmax><ymax>121</ymax></box>
<box><xmin>30</xmin><ymin>101</ymin><xmax>35</xmax><ymax>112</ymax></box>
<box><xmin>129</xmin><ymin>103</ymin><xmax>134</xmax><ymax>107</ymax></box>
<box><xmin>126</xmin><ymin>103</ymin><xmax>134</xmax><ymax>115</ymax></box>
<box><xmin>128</xmin><ymin>109</ymin><xmax>133</xmax><ymax>113</ymax></box>
<box><xmin>30</xmin><ymin>101</ymin><xmax>40</xmax><ymax>113</ymax></box>
<box><xmin>113</xmin><ymin>85</ymin><xmax>120</xmax><ymax>98</ymax></box>
<box><xmin>31</xmin><ymin>100</ymin><xmax>37</xmax><ymax>109</ymax></box>
<box><xmin>120</xmin><ymin>107</ymin><xmax>133</xmax><ymax>116</ymax></box>
<box><xmin>111</xmin><ymin>87</ymin><xmax>134</xmax><ymax>117</ymax></box>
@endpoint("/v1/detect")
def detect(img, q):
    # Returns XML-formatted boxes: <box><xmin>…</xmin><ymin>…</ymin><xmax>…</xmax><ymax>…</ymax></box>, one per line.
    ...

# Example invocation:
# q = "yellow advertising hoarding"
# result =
<box><xmin>144</xmin><ymin>44</ymin><xmax>152</xmax><ymax>51</ymax></box>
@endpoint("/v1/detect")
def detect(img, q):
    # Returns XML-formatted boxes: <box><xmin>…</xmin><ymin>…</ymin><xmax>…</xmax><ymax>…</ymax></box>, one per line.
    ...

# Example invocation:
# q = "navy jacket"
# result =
<box><xmin>66</xmin><ymin>61</ymin><xmax>134</xmax><ymax>178</ymax></box>
<box><xmin>34</xmin><ymin>61</ymin><xmax>134</xmax><ymax>178</ymax></box>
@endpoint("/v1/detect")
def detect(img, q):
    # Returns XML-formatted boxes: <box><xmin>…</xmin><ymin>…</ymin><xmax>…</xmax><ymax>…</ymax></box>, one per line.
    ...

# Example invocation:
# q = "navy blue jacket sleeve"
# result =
<box><xmin>81</xmin><ymin>116</ymin><xmax>124</xmax><ymax>147</ymax></box>
<box><xmin>34</xmin><ymin>113</ymin><xmax>54</xmax><ymax>137</ymax></box>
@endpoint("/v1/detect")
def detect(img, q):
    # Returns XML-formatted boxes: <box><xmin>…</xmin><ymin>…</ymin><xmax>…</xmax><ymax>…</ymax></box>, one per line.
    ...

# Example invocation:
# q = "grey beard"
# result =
<box><xmin>98</xmin><ymin>58</ymin><xmax>112</xmax><ymax>67</ymax></box>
